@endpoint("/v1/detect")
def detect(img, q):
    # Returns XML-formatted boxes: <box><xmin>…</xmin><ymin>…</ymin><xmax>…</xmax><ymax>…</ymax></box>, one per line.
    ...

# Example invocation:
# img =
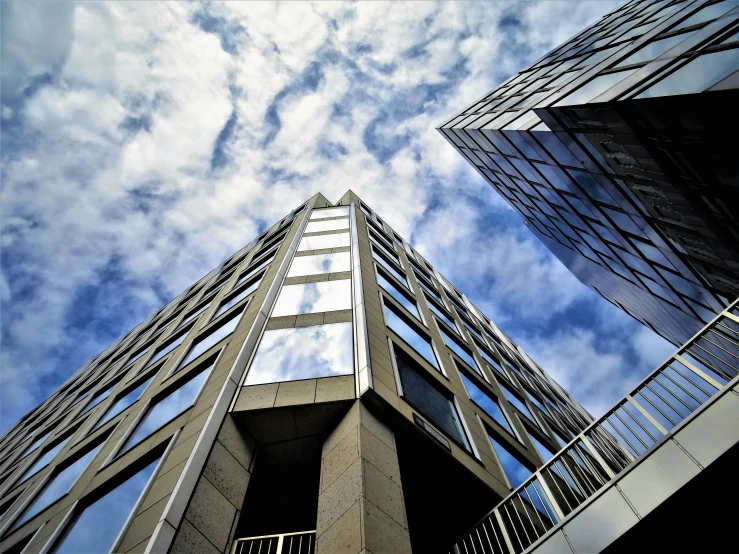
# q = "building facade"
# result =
<box><xmin>0</xmin><ymin>192</ymin><xmax>596</xmax><ymax>554</ymax></box>
<box><xmin>439</xmin><ymin>0</ymin><xmax>739</xmax><ymax>347</ymax></box>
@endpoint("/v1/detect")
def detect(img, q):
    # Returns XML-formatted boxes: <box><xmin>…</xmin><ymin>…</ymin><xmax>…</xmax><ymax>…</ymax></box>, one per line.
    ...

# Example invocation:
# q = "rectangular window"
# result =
<box><xmin>440</xmin><ymin>328</ymin><xmax>481</xmax><ymax>374</ymax></box>
<box><xmin>50</xmin><ymin>455</ymin><xmax>161</xmax><ymax>553</ymax></box>
<box><xmin>244</xmin><ymin>322</ymin><xmax>354</xmax><ymax>385</ymax></box>
<box><xmin>211</xmin><ymin>277</ymin><xmax>260</xmax><ymax>322</ymax></box>
<box><xmin>305</xmin><ymin>218</ymin><xmax>349</xmax><ymax>233</ymax></box>
<box><xmin>368</xmin><ymin>227</ymin><xmax>396</xmax><ymax>255</ymax></box>
<box><xmin>373</xmin><ymin>250</ymin><xmax>408</xmax><ymax>287</ymax></box>
<box><xmin>459</xmin><ymin>373</ymin><xmax>515</xmax><ymax>436</ymax></box>
<box><xmin>499</xmin><ymin>381</ymin><xmax>536</xmax><ymax>424</ymax></box>
<box><xmin>475</xmin><ymin>340</ymin><xmax>505</xmax><ymax>375</ymax></box>
<box><xmin>17</xmin><ymin>436</ymin><xmax>72</xmax><ymax>484</ymax></box>
<box><xmin>369</xmin><ymin>238</ymin><xmax>400</xmax><ymax>268</ymax></box>
<box><xmin>460</xmin><ymin>318</ymin><xmax>483</xmax><ymax>341</ymax></box>
<box><xmin>234</xmin><ymin>253</ymin><xmax>275</xmax><ymax>288</ymax></box>
<box><xmin>488</xmin><ymin>434</ymin><xmax>533</xmax><ymax>488</ymax></box>
<box><xmin>530</xmin><ymin>433</ymin><xmax>556</xmax><ymax>462</ymax></box>
<box><xmin>176</xmin><ymin>302</ymin><xmax>210</xmax><ymax>330</ymax></box>
<box><xmin>81</xmin><ymin>382</ymin><xmax>115</xmax><ymax>414</ymax></box>
<box><xmin>384</xmin><ymin>303</ymin><xmax>438</xmax><ymax>370</ymax></box>
<box><xmin>415</xmin><ymin>273</ymin><xmax>442</xmax><ymax>302</ymax></box>
<box><xmin>178</xmin><ymin>310</ymin><xmax>244</xmax><ymax>369</ymax></box>
<box><xmin>377</xmin><ymin>269</ymin><xmax>420</xmax><ymax>320</ymax></box>
<box><xmin>310</xmin><ymin>206</ymin><xmax>350</xmax><ymax>220</ymax></box>
<box><xmin>272</xmin><ymin>280</ymin><xmax>352</xmax><ymax>317</ymax></box>
<box><xmin>287</xmin><ymin>252</ymin><xmax>350</xmax><ymax>277</ymax></box>
<box><xmin>145</xmin><ymin>327</ymin><xmax>191</xmax><ymax>368</ymax></box>
<box><xmin>92</xmin><ymin>376</ymin><xmax>154</xmax><ymax>431</ymax></box>
<box><xmin>426</xmin><ymin>296</ymin><xmax>458</xmax><ymax>332</ymax></box>
<box><xmin>394</xmin><ymin>349</ymin><xmax>470</xmax><ymax>450</ymax></box>
<box><xmin>298</xmin><ymin>233</ymin><xmax>350</xmax><ymax>251</ymax></box>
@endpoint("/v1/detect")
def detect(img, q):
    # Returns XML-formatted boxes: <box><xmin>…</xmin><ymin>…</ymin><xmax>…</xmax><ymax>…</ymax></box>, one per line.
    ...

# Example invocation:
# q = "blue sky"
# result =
<box><xmin>0</xmin><ymin>0</ymin><xmax>675</xmax><ymax>432</ymax></box>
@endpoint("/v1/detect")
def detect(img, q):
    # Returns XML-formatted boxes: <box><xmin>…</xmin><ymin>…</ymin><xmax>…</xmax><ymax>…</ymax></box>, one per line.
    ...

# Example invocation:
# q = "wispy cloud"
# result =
<box><xmin>1</xmin><ymin>0</ymin><xmax>671</xmax><ymax>431</ymax></box>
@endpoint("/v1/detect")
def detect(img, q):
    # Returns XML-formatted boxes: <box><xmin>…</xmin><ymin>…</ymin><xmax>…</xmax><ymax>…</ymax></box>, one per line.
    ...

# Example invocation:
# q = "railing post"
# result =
<box><xmin>494</xmin><ymin>509</ymin><xmax>517</xmax><ymax>554</ymax></box>
<box><xmin>580</xmin><ymin>434</ymin><xmax>616</xmax><ymax>480</ymax></box>
<box><xmin>533</xmin><ymin>470</ymin><xmax>566</xmax><ymax>521</ymax></box>
<box><xmin>625</xmin><ymin>394</ymin><xmax>668</xmax><ymax>435</ymax></box>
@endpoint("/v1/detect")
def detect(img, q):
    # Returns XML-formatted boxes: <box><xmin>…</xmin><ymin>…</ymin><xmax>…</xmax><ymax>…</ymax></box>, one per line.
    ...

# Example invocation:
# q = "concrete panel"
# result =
<box><xmin>233</xmin><ymin>384</ymin><xmax>278</xmax><ymax>411</ymax></box>
<box><xmin>673</xmin><ymin>391</ymin><xmax>739</xmax><ymax>467</ymax></box>
<box><xmin>170</xmin><ymin>518</ymin><xmax>221</xmax><ymax>554</ymax></box>
<box><xmin>316</xmin><ymin>458</ymin><xmax>363</xmax><ymax>532</ymax></box>
<box><xmin>363</xmin><ymin>498</ymin><xmax>412</xmax><ymax>554</ymax></box>
<box><xmin>315</xmin><ymin>376</ymin><xmax>355</xmax><ymax>404</ymax></box>
<box><xmin>274</xmin><ymin>380</ymin><xmax>317</xmax><ymax>407</ymax></box>
<box><xmin>323</xmin><ymin>403</ymin><xmax>360</xmax><ymax>456</ymax></box>
<box><xmin>321</xmin><ymin>428</ymin><xmax>359</xmax><ymax>491</ymax></box>
<box><xmin>619</xmin><ymin>439</ymin><xmax>700</xmax><ymax>516</ymax></box>
<box><xmin>530</xmin><ymin>530</ymin><xmax>573</xmax><ymax>554</ymax></box>
<box><xmin>363</xmin><ymin>460</ymin><xmax>406</xmax><ymax>527</ymax></box>
<box><xmin>359</xmin><ymin>427</ymin><xmax>401</xmax><ymax>485</ymax></box>
<box><xmin>185</xmin><ymin>477</ymin><xmax>236</xmax><ymax>552</ymax></box>
<box><xmin>360</xmin><ymin>404</ymin><xmax>395</xmax><ymax>452</ymax></box>
<box><xmin>564</xmin><ymin>488</ymin><xmax>639</xmax><ymax>553</ymax></box>
<box><xmin>316</xmin><ymin>500</ymin><xmax>362</xmax><ymax>554</ymax></box>
<box><xmin>217</xmin><ymin>416</ymin><xmax>256</xmax><ymax>471</ymax></box>
<box><xmin>203</xmin><ymin>442</ymin><xmax>250</xmax><ymax>508</ymax></box>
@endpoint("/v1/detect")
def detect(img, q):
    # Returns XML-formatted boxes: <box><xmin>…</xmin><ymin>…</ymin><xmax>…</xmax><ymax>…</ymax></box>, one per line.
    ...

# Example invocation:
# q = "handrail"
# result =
<box><xmin>232</xmin><ymin>530</ymin><xmax>316</xmax><ymax>554</ymax></box>
<box><xmin>451</xmin><ymin>299</ymin><xmax>739</xmax><ymax>554</ymax></box>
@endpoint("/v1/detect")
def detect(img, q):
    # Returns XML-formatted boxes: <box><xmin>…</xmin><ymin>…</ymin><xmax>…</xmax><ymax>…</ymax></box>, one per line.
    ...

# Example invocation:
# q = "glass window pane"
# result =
<box><xmin>145</xmin><ymin>329</ymin><xmax>189</xmax><ymax>368</ymax></box>
<box><xmin>18</xmin><ymin>437</ymin><xmax>71</xmax><ymax>483</ymax></box>
<box><xmin>272</xmin><ymin>280</ymin><xmax>352</xmax><ymax>317</ymax></box>
<box><xmin>396</xmin><ymin>350</ymin><xmax>470</xmax><ymax>449</ymax></box>
<box><xmin>440</xmin><ymin>328</ymin><xmax>481</xmax><ymax>374</ymax></box>
<box><xmin>244</xmin><ymin>322</ymin><xmax>353</xmax><ymax>385</ymax></box>
<box><xmin>13</xmin><ymin>444</ymin><xmax>103</xmax><ymax>529</ymax></box>
<box><xmin>489</xmin><ymin>435</ymin><xmax>533</xmax><ymax>488</ymax></box>
<box><xmin>122</xmin><ymin>364</ymin><xmax>214</xmax><ymax>452</ymax></box>
<box><xmin>179</xmin><ymin>311</ymin><xmax>243</xmax><ymax>368</ymax></box>
<box><xmin>82</xmin><ymin>383</ymin><xmax>115</xmax><ymax>414</ymax></box>
<box><xmin>636</xmin><ymin>48</ymin><xmax>739</xmax><ymax>98</ymax></box>
<box><xmin>234</xmin><ymin>254</ymin><xmax>275</xmax><ymax>288</ymax></box>
<box><xmin>554</xmin><ymin>68</ymin><xmax>638</xmax><ymax>105</ymax></box>
<box><xmin>373</xmin><ymin>251</ymin><xmax>408</xmax><ymax>287</ymax></box>
<box><xmin>212</xmin><ymin>278</ymin><xmax>260</xmax><ymax>321</ymax></box>
<box><xmin>305</xmin><ymin>219</ymin><xmax>349</xmax><ymax>233</ymax></box>
<box><xmin>298</xmin><ymin>233</ymin><xmax>350</xmax><ymax>251</ymax></box>
<box><xmin>673</xmin><ymin>0</ymin><xmax>735</xmax><ymax>31</ymax></box>
<box><xmin>427</xmin><ymin>299</ymin><xmax>457</xmax><ymax>331</ymax></box>
<box><xmin>459</xmin><ymin>373</ymin><xmax>514</xmax><ymax>435</ymax></box>
<box><xmin>499</xmin><ymin>381</ymin><xmax>536</xmax><ymax>423</ymax></box>
<box><xmin>530</xmin><ymin>434</ymin><xmax>556</xmax><ymax>461</ymax></box>
<box><xmin>384</xmin><ymin>304</ymin><xmax>438</xmax><ymax>369</ymax></box>
<box><xmin>370</xmin><ymin>237</ymin><xmax>399</xmax><ymax>263</ymax></box>
<box><xmin>615</xmin><ymin>31</ymin><xmax>697</xmax><ymax>68</ymax></box>
<box><xmin>287</xmin><ymin>252</ymin><xmax>351</xmax><ymax>277</ymax></box>
<box><xmin>52</xmin><ymin>456</ymin><xmax>160</xmax><ymax>554</ymax></box>
<box><xmin>93</xmin><ymin>377</ymin><xmax>154</xmax><ymax>431</ymax></box>
<box><xmin>310</xmin><ymin>206</ymin><xmax>350</xmax><ymax>220</ymax></box>
<box><xmin>377</xmin><ymin>271</ymin><xmax>420</xmax><ymax>319</ymax></box>
<box><xmin>417</xmin><ymin>275</ymin><xmax>443</xmax><ymax>301</ymax></box>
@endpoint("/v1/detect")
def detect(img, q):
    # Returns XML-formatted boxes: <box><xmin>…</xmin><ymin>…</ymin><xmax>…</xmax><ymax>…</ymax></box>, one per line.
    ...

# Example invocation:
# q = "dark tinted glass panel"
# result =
<box><xmin>384</xmin><ymin>304</ymin><xmax>438</xmax><ymax>369</ymax></box>
<box><xmin>489</xmin><ymin>435</ymin><xmax>533</xmax><ymax>488</ymax></box>
<box><xmin>459</xmin><ymin>373</ymin><xmax>514</xmax><ymax>435</ymax></box>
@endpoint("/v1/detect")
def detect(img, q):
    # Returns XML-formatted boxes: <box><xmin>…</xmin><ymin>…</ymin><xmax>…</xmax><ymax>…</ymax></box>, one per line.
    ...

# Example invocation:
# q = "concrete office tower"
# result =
<box><xmin>0</xmin><ymin>192</ymin><xmax>595</xmax><ymax>554</ymax></box>
<box><xmin>439</xmin><ymin>0</ymin><xmax>739</xmax><ymax>347</ymax></box>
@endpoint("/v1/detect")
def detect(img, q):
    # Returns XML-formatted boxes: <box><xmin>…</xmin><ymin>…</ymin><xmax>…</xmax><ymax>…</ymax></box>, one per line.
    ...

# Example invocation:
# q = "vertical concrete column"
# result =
<box><xmin>170</xmin><ymin>415</ymin><xmax>256</xmax><ymax>554</ymax></box>
<box><xmin>316</xmin><ymin>400</ymin><xmax>412</xmax><ymax>554</ymax></box>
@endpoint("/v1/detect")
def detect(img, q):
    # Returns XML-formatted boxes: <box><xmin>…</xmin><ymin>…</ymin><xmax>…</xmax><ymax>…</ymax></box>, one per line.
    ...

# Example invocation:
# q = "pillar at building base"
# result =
<box><xmin>316</xmin><ymin>400</ymin><xmax>412</xmax><ymax>554</ymax></box>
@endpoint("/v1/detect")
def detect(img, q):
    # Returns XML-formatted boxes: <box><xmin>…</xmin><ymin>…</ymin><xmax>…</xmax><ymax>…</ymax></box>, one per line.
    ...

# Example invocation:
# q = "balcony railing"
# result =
<box><xmin>452</xmin><ymin>300</ymin><xmax>739</xmax><ymax>554</ymax></box>
<box><xmin>232</xmin><ymin>531</ymin><xmax>316</xmax><ymax>554</ymax></box>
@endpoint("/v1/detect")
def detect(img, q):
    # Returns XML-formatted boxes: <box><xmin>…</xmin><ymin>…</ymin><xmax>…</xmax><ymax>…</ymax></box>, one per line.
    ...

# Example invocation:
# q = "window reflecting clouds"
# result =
<box><xmin>272</xmin><ymin>280</ymin><xmax>352</xmax><ymax>317</ymax></box>
<box><xmin>459</xmin><ymin>373</ymin><xmax>514</xmax><ymax>436</ymax></box>
<box><xmin>384</xmin><ymin>303</ymin><xmax>438</xmax><ymax>369</ymax></box>
<box><xmin>52</xmin><ymin>456</ymin><xmax>160</xmax><ymax>554</ymax></box>
<box><xmin>377</xmin><ymin>271</ymin><xmax>420</xmax><ymax>319</ymax></box>
<box><xmin>310</xmin><ymin>206</ymin><xmax>350</xmax><ymax>219</ymax></box>
<box><xmin>489</xmin><ymin>435</ymin><xmax>532</xmax><ymax>488</ymax></box>
<box><xmin>298</xmin><ymin>233</ymin><xmax>350</xmax><ymax>251</ymax></box>
<box><xmin>244</xmin><ymin>322</ymin><xmax>353</xmax><ymax>385</ymax></box>
<box><xmin>287</xmin><ymin>252</ymin><xmax>351</xmax><ymax>277</ymax></box>
<box><xmin>18</xmin><ymin>436</ymin><xmax>71</xmax><ymax>483</ymax></box>
<box><xmin>305</xmin><ymin>219</ymin><xmax>349</xmax><ymax>233</ymax></box>
<box><xmin>93</xmin><ymin>376</ymin><xmax>153</xmax><ymax>430</ymax></box>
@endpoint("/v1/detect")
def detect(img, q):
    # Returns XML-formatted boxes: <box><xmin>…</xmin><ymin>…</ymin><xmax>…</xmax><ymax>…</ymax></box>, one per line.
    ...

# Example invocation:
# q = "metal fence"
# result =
<box><xmin>453</xmin><ymin>301</ymin><xmax>739</xmax><ymax>554</ymax></box>
<box><xmin>232</xmin><ymin>531</ymin><xmax>316</xmax><ymax>554</ymax></box>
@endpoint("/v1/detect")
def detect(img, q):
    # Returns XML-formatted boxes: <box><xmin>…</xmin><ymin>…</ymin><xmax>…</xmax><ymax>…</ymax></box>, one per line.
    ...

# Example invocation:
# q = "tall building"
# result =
<box><xmin>0</xmin><ymin>191</ymin><xmax>598</xmax><ymax>554</ymax></box>
<box><xmin>439</xmin><ymin>0</ymin><xmax>739</xmax><ymax>347</ymax></box>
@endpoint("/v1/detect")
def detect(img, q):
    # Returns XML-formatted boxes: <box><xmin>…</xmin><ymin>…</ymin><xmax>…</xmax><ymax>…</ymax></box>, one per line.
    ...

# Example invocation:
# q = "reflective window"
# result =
<box><xmin>122</xmin><ymin>363</ymin><xmax>213</xmax><ymax>453</ymax></box>
<box><xmin>145</xmin><ymin>328</ymin><xmax>191</xmax><ymax>368</ymax></box>
<box><xmin>298</xmin><ymin>233</ymin><xmax>350</xmax><ymax>251</ymax></box>
<box><xmin>384</xmin><ymin>303</ymin><xmax>438</xmax><ymax>369</ymax></box>
<box><xmin>272</xmin><ymin>280</ymin><xmax>352</xmax><ymax>317</ymax></box>
<box><xmin>489</xmin><ymin>435</ymin><xmax>533</xmax><ymax>488</ymax></box>
<box><xmin>370</xmin><ymin>236</ymin><xmax>399</xmax><ymax>263</ymax></box>
<box><xmin>373</xmin><ymin>250</ymin><xmax>408</xmax><ymax>287</ymax></box>
<box><xmin>615</xmin><ymin>30</ymin><xmax>696</xmax><ymax>68</ymax></box>
<box><xmin>377</xmin><ymin>270</ymin><xmax>420</xmax><ymax>319</ymax></box>
<box><xmin>177</xmin><ymin>302</ymin><xmax>210</xmax><ymax>329</ymax></box>
<box><xmin>179</xmin><ymin>310</ymin><xmax>243</xmax><ymax>369</ymax></box>
<box><xmin>530</xmin><ymin>433</ymin><xmax>556</xmax><ymax>462</ymax></box>
<box><xmin>287</xmin><ymin>252</ymin><xmax>351</xmax><ymax>277</ymax></box>
<box><xmin>554</xmin><ymin>68</ymin><xmax>638</xmax><ymax>105</ymax></box>
<box><xmin>475</xmin><ymin>341</ymin><xmax>505</xmax><ymax>374</ymax></box>
<box><xmin>673</xmin><ymin>0</ymin><xmax>735</xmax><ymax>31</ymax></box>
<box><xmin>459</xmin><ymin>373</ymin><xmax>514</xmax><ymax>436</ymax></box>
<box><xmin>212</xmin><ymin>278</ymin><xmax>260</xmax><ymax>321</ymax></box>
<box><xmin>636</xmin><ymin>48</ymin><xmax>739</xmax><ymax>98</ymax></box>
<box><xmin>426</xmin><ymin>297</ymin><xmax>457</xmax><ymax>331</ymax></box>
<box><xmin>82</xmin><ymin>382</ymin><xmax>116</xmax><ymax>414</ymax></box>
<box><xmin>310</xmin><ymin>206</ymin><xmax>350</xmax><ymax>219</ymax></box>
<box><xmin>244</xmin><ymin>322</ymin><xmax>353</xmax><ymax>385</ymax></box>
<box><xmin>499</xmin><ymin>381</ymin><xmax>536</xmax><ymax>423</ymax></box>
<box><xmin>13</xmin><ymin>444</ymin><xmax>103</xmax><ymax>529</ymax></box>
<box><xmin>461</xmin><ymin>319</ymin><xmax>483</xmax><ymax>341</ymax></box>
<box><xmin>395</xmin><ymin>349</ymin><xmax>470</xmax><ymax>450</ymax></box>
<box><xmin>305</xmin><ymin>218</ymin><xmax>349</xmax><ymax>233</ymax></box>
<box><xmin>234</xmin><ymin>253</ymin><xmax>275</xmax><ymax>288</ymax></box>
<box><xmin>92</xmin><ymin>376</ymin><xmax>154</xmax><ymax>431</ymax></box>
<box><xmin>51</xmin><ymin>456</ymin><xmax>160</xmax><ymax>554</ymax></box>
<box><xmin>415</xmin><ymin>274</ymin><xmax>442</xmax><ymax>301</ymax></box>
<box><xmin>18</xmin><ymin>436</ymin><xmax>72</xmax><ymax>483</ymax></box>
<box><xmin>440</xmin><ymin>328</ymin><xmax>481</xmax><ymax>374</ymax></box>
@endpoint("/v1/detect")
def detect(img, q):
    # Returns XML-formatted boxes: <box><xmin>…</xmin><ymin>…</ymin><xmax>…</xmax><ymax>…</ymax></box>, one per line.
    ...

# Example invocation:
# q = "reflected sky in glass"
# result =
<box><xmin>234</xmin><ymin>254</ymin><xmax>274</xmax><ymax>288</ymax></box>
<box><xmin>52</xmin><ymin>456</ymin><xmax>160</xmax><ymax>554</ymax></box>
<box><xmin>310</xmin><ymin>206</ymin><xmax>350</xmax><ymax>220</ymax></box>
<box><xmin>18</xmin><ymin>436</ymin><xmax>71</xmax><ymax>483</ymax></box>
<box><xmin>489</xmin><ymin>435</ymin><xmax>533</xmax><ymax>488</ymax></box>
<box><xmin>179</xmin><ymin>311</ymin><xmax>242</xmax><ymax>367</ymax></box>
<box><xmin>373</xmin><ymin>251</ymin><xmax>408</xmax><ymax>287</ymax></box>
<box><xmin>615</xmin><ymin>31</ymin><xmax>696</xmax><ymax>68</ymax></box>
<box><xmin>272</xmin><ymin>280</ymin><xmax>352</xmax><ymax>317</ymax></box>
<box><xmin>212</xmin><ymin>279</ymin><xmax>259</xmax><ymax>321</ymax></box>
<box><xmin>305</xmin><ymin>218</ymin><xmax>349</xmax><ymax>233</ymax></box>
<box><xmin>145</xmin><ymin>330</ymin><xmax>188</xmax><ymax>368</ymax></box>
<box><xmin>82</xmin><ymin>383</ymin><xmax>115</xmax><ymax>414</ymax></box>
<box><xmin>499</xmin><ymin>381</ymin><xmax>536</xmax><ymax>423</ymax></box>
<box><xmin>287</xmin><ymin>252</ymin><xmax>351</xmax><ymax>277</ymax></box>
<box><xmin>122</xmin><ymin>364</ymin><xmax>212</xmax><ymax>453</ymax></box>
<box><xmin>440</xmin><ymin>328</ymin><xmax>480</xmax><ymax>374</ymax></box>
<box><xmin>459</xmin><ymin>373</ymin><xmax>514</xmax><ymax>436</ymax></box>
<box><xmin>298</xmin><ymin>233</ymin><xmax>350</xmax><ymax>251</ymax></box>
<box><xmin>93</xmin><ymin>376</ymin><xmax>153</xmax><ymax>430</ymax></box>
<box><xmin>14</xmin><ymin>444</ymin><xmax>103</xmax><ymax>529</ymax></box>
<box><xmin>244</xmin><ymin>322</ymin><xmax>353</xmax><ymax>385</ymax></box>
<box><xmin>384</xmin><ymin>304</ymin><xmax>438</xmax><ymax>369</ymax></box>
<box><xmin>554</xmin><ymin>68</ymin><xmax>638</xmax><ymax>106</ymax></box>
<box><xmin>376</xmin><ymin>271</ymin><xmax>420</xmax><ymax>319</ymax></box>
<box><xmin>530</xmin><ymin>434</ymin><xmax>555</xmax><ymax>461</ymax></box>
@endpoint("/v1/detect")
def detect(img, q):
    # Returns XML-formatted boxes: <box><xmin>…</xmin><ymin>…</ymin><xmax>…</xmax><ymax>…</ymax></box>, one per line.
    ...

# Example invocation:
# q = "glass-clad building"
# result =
<box><xmin>439</xmin><ymin>0</ymin><xmax>739</xmax><ymax>346</ymax></box>
<box><xmin>0</xmin><ymin>191</ymin><xmax>596</xmax><ymax>554</ymax></box>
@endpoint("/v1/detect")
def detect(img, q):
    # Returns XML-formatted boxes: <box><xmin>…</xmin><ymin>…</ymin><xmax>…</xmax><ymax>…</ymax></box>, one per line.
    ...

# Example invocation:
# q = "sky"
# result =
<box><xmin>0</xmin><ymin>0</ymin><xmax>677</xmax><ymax>433</ymax></box>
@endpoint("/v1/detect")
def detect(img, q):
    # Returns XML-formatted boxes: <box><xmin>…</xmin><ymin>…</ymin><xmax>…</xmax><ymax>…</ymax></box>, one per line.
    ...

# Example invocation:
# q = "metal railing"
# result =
<box><xmin>232</xmin><ymin>531</ymin><xmax>316</xmax><ymax>554</ymax></box>
<box><xmin>452</xmin><ymin>300</ymin><xmax>739</xmax><ymax>554</ymax></box>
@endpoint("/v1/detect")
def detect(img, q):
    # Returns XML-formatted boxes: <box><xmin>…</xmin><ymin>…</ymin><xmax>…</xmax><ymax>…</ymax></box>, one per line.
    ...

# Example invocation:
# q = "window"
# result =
<box><xmin>16</xmin><ymin>435</ymin><xmax>72</xmax><ymax>484</ymax></box>
<box><xmin>530</xmin><ymin>433</ymin><xmax>556</xmax><ymax>462</ymax></box>
<box><xmin>310</xmin><ymin>206</ymin><xmax>350</xmax><ymax>219</ymax></box>
<box><xmin>554</xmin><ymin>68</ymin><xmax>639</xmax><ymax>106</ymax></box>
<box><xmin>121</xmin><ymin>364</ymin><xmax>214</xmax><ymax>453</ymax></box>
<box><xmin>372</xmin><ymin>250</ymin><xmax>408</xmax><ymax>287</ymax></box>
<box><xmin>178</xmin><ymin>309</ymin><xmax>244</xmax><ymax>369</ymax></box>
<box><xmin>475</xmin><ymin>340</ymin><xmax>505</xmax><ymax>374</ymax></box>
<box><xmin>394</xmin><ymin>349</ymin><xmax>470</xmax><ymax>450</ymax></box>
<box><xmin>50</xmin><ymin>455</ymin><xmax>161</xmax><ymax>553</ymax></box>
<box><xmin>244</xmin><ymin>322</ymin><xmax>353</xmax><ymax>385</ymax></box>
<box><xmin>440</xmin><ymin>328</ymin><xmax>481</xmax><ymax>374</ymax></box>
<box><xmin>459</xmin><ymin>373</ymin><xmax>515</xmax><ymax>436</ymax></box>
<box><xmin>81</xmin><ymin>382</ymin><xmax>116</xmax><ymax>414</ymax></box>
<box><xmin>498</xmin><ymin>381</ymin><xmax>536</xmax><ymax>424</ymax></box>
<box><xmin>426</xmin><ymin>297</ymin><xmax>457</xmax><ymax>331</ymax></box>
<box><xmin>384</xmin><ymin>303</ymin><xmax>438</xmax><ymax>369</ymax></box>
<box><xmin>377</xmin><ymin>269</ymin><xmax>420</xmax><ymax>319</ymax></box>
<box><xmin>144</xmin><ymin>327</ymin><xmax>191</xmax><ymax>368</ymax></box>
<box><xmin>489</xmin><ymin>434</ymin><xmax>533</xmax><ymax>488</ymax></box>
<box><xmin>287</xmin><ymin>252</ymin><xmax>350</xmax><ymax>277</ymax></box>
<box><xmin>92</xmin><ymin>376</ymin><xmax>154</xmax><ymax>431</ymax></box>
<box><xmin>460</xmin><ymin>318</ymin><xmax>483</xmax><ymax>341</ymax></box>
<box><xmin>234</xmin><ymin>253</ymin><xmax>275</xmax><ymax>288</ymax></box>
<box><xmin>12</xmin><ymin>443</ymin><xmax>103</xmax><ymax>530</ymax></box>
<box><xmin>298</xmin><ymin>233</ymin><xmax>350</xmax><ymax>251</ymax></box>
<box><xmin>370</xmin><ymin>236</ymin><xmax>399</xmax><ymax>264</ymax></box>
<box><xmin>415</xmin><ymin>273</ymin><xmax>442</xmax><ymax>302</ymax></box>
<box><xmin>212</xmin><ymin>281</ymin><xmax>258</xmax><ymax>323</ymax></box>
<box><xmin>272</xmin><ymin>280</ymin><xmax>352</xmax><ymax>317</ymax></box>
<box><xmin>305</xmin><ymin>218</ymin><xmax>349</xmax><ymax>233</ymax></box>
<box><xmin>615</xmin><ymin>30</ymin><xmax>697</xmax><ymax>68</ymax></box>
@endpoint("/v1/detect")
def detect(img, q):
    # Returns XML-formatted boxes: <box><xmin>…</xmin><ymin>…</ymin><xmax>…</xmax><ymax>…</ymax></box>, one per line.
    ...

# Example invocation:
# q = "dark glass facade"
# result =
<box><xmin>439</xmin><ymin>0</ymin><xmax>738</xmax><ymax>346</ymax></box>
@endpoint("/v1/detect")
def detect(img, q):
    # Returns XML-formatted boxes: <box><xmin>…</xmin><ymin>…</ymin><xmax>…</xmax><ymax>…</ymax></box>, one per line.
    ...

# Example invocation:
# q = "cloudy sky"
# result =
<box><xmin>0</xmin><ymin>0</ymin><xmax>676</xmax><ymax>432</ymax></box>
